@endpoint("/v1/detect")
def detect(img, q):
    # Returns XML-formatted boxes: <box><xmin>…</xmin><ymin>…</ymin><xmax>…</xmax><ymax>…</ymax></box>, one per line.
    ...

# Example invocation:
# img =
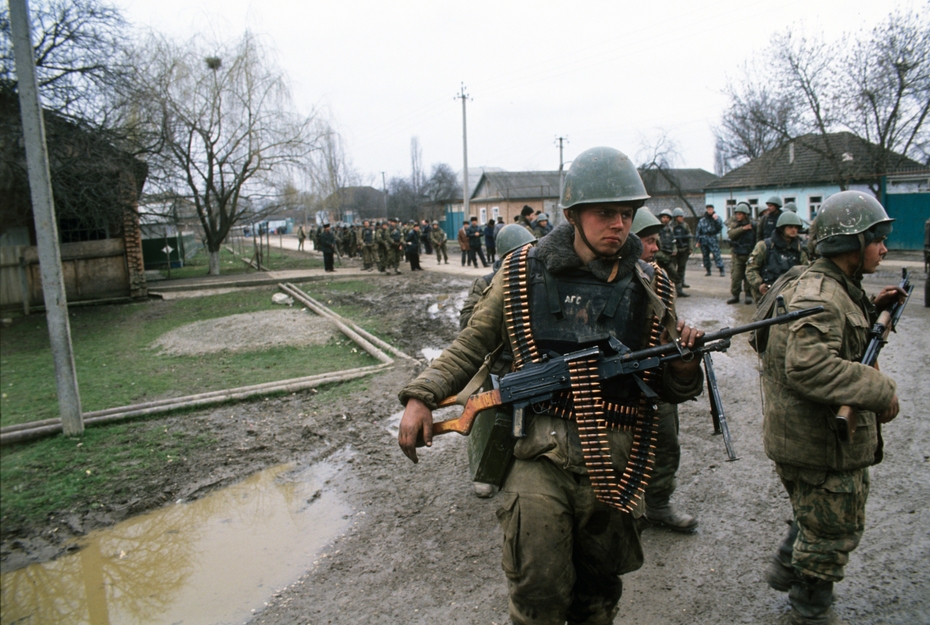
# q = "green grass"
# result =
<box><xmin>0</xmin><ymin>287</ymin><xmax>378</xmax><ymax>427</ymax></box>
<box><xmin>1</xmin><ymin>421</ymin><xmax>215</xmax><ymax>525</ymax></box>
<box><xmin>157</xmin><ymin>240</ymin><xmax>323</xmax><ymax>279</ymax></box>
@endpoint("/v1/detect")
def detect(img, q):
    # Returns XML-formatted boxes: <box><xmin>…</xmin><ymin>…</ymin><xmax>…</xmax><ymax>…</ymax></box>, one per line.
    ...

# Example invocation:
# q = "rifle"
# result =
<box><xmin>704</xmin><ymin>352</ymin><xmax>737</xmax><ymax>461</ymax></box>
<box><xmin>430</xmin><ymin>305</ymin><xmax>825</xmax><ymax>444</ymax></box>
<box><xmin>836</xmin><ymin>268</ymin><xmax>913</xmax><ymax>442</ymax></box>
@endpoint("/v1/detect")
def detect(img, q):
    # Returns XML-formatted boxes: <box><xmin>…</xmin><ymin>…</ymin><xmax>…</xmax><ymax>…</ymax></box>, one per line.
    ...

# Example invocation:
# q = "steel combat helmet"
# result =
<box><xmin>632</xmin><ymin>208</ymin><xmax>663</xmax><ymax>238</ymax></box>
<box><xmin>775</xmin><ymin>211</ymin><xmax>804</xmax><ymax>229</ymax></box>
<box><xmin>496</xmin><ymin>224</ymin><xmax>537</xmax><ymax>258</ymax></box>
<box><xmin>559</xmin><ymin>147</ymin><xmax>649</xmax><ymax>211</ymax></box>
<box><xmin>766</xmin><ymin>196</ymin><xmax>783</xmax><ymax>208</ymax></box>
<box><xmin>672</xmin><ymin>207</ymin><xmax>685</xmax><ymax>218</ymax></box>
<box><xmin>734</xmin><ymin>202</ymin><xmax>752</xmax><ymax>214</ymax></box>
<box><xmin>815</xmin><ymin>191</ymin><xmax>894</xmax><ymax>257</ymax></box>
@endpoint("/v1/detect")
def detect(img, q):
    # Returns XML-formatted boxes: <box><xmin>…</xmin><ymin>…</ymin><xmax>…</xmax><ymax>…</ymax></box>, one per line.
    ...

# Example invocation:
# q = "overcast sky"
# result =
<box><xmin>112</xmin><ymin>0</ymin><xmax>923</xmax><ymax>186</ymax></box>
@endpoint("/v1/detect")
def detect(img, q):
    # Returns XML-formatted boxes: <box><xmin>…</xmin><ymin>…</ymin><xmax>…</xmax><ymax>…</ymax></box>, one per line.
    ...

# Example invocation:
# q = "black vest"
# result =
<box><xmin>526</xmin><ymin>250</ymin><xmax>650</xmax><ymax>406</ymax></box>
<box><xmin>730</xmin><ymin>224</ymin><xmax>755</xmax><ymax>255</ymax></box>
<box><xmin>761</xmin><ymin>235</ymin><xmax>802</xmax><ymax>285</ymax></box>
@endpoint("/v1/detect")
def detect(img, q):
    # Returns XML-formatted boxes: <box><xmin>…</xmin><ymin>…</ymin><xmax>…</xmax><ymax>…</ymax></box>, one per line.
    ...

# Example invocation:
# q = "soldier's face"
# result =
<box><xmin>573</xmin><ymin>203</ymin><xmax>634</xmax><ymax>256</ymax></box>
<box><xmin>639</xmin><ymin>234</ymin><xmax>659</xmax><ymax>262</ymax></box>
<box><xmin>782</xmin><ymin>225</ymin><xmax>799</xmax><ymax>240</ymax></box>
<box><xmin>861</xmin><ymin>238</ymin><xmax>887</xmax><ymax>273</ymax></box>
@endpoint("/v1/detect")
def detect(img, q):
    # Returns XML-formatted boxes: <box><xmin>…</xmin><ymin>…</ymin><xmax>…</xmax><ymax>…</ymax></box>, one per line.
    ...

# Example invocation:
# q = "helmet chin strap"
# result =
<box><xmin>854</xmin><ymin>232</ymin><xmax>866</xmax><ymax>278</ymax></box>
<box><xmin>568</xmin><ymin>209</ymin><xmax>622</xmax><ymax>261</ymax></box>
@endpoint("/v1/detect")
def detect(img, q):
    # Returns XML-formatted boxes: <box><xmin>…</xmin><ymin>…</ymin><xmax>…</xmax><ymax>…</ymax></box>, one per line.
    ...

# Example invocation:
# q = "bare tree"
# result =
<box><xmin>0</xmin><ymin>0</ymin><xmax>128</xmax><ymax>122</ymax></box>
<box><xmin>424</xmin><ymin>162</ymin><xmax>461</xmax><ymax>203</ymax></box>
<box><xmin>637</xmin><ymin>131</ymin><xmax>698</xmax><ymax>216</ymax></box>
<box><xmin>715</xmin><ymin>10</ymin><xmax>929</xmax><ymax>187</ymax></box>
<box><xmin>307</xmin><ymin>122</ymin><xmax>359</xmax><ymax>223</ymax></box>
<box><xmin>126</xmin><ymin>32</ymin><xmax>320</xmax><ymax>274</ymax></box>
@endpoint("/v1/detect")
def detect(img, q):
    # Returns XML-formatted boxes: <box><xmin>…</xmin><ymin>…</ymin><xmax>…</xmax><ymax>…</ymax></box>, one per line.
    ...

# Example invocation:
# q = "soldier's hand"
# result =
<box><xmin>873</xmin><ymin>286</ymin><xmax>908</xmax><ymax>310</ymax></box>
<box><xmin>398</xmin><ymin>397</ymin><xmax>434</xmax><ymax>463</ymax></box>
<box><xmin>878</xmin><ymin>395</ymin><xmax>900</xmax><ymax>424</ymax></box>
<box><xmin>664</xmin><ymin>320</ymin><xmax>704</xmax><ymax>377</ymax></box>
<box><xmin>760</xmin><ymin>284</ymin><xmax>770</xmax><ymax>295</ymax></box>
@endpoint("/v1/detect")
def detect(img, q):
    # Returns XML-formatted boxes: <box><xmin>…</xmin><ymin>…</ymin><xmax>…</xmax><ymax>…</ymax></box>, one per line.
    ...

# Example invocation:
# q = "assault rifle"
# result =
<box><xmin>836</xmin><ymin>268</ymin><xmax>913</xmax><ymax>442</ymax></box>
<box><xmin>430</xmin><ymin>305</ymin><xmax>825</xmax><ymax>452</ymax></box>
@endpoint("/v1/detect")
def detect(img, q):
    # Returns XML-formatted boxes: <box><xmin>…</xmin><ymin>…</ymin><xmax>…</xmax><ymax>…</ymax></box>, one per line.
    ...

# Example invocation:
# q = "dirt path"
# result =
<box><xmin>3</xmin><ymin>262</ymin><xmax>928</xmax><ymax>624</ymax></box>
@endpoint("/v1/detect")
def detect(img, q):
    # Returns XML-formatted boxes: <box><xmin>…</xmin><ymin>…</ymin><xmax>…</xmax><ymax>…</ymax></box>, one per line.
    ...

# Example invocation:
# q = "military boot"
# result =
<box><xmin>767</xmin><ymin>521</ymin><xmax>800</xmax><ymax>591</ymax></box>
<box><xmin>726</xmin><ymin>295</ymin><xmax>740</xmax><ymax>304</ymax></box>
<box><xmin>719</xmin><ymin>267</ymin><xmax>725</xmax><ymax>276</ymax></box>
<box><xmin>644</xmin><ymin>502</ymin><xmax>698</xmax><ymax>532</ymax></box>
<box><xmin>785</xmin><ymin>575</ymin><xmax>835</xmax><ymax>624</ymax></box>
<box><xmin>677</xmin><ymin>288</ymin><xmax>690</xmax><ymax>298</ymax></box>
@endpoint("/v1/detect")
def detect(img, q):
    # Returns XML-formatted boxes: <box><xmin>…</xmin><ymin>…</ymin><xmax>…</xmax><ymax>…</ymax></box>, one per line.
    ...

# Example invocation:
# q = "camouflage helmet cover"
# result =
<box><xmin>559</xmin><ymin>147</ymin><xmax>649</xmax><ymax>210</ymax></box>
<box><xmin>496</xmin><ymin>223</ymin><xmax>537</xmax><ymax>258</ymax></box>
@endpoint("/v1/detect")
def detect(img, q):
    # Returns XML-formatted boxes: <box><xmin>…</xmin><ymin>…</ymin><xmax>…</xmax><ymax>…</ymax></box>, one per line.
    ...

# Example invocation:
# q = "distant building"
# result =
<box><xmin>704</xmin><ymin>132</ymin><xmax>927</xmax><ymax>249</ymax></box>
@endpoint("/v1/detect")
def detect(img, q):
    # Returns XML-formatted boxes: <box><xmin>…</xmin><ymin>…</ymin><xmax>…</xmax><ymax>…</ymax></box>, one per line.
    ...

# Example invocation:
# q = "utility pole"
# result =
<box><xmin>381</xmin><ymin>171</ymin><xmax>388</xmax><ymax>218</ymax></box>
<box><xmin>555</xmin><ymin>136</ymin><xmax>568</xmax><ymax>200</ymax></box>
<box><xmin>9</xmin><ymin>0</ymin><xmax>83</xmax><ymax>435</ymax></box>
<box><xmin>455</xmin><ymin>84</ymin><xmax>471</xmax><ymax>219</ymax></box>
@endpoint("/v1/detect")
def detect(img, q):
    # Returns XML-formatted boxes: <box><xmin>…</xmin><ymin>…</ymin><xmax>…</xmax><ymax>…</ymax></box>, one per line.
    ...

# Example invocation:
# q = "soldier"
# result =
<box><xmin>421</xmin><ymin>220</ymin><xmax>434</xmax><ymax>255</ymax></box>
<box><xmin>375</xmin><ymin>220</ymin><xmax>391</xmax><ymax>272</ymax></box>
<box><xmin>398</xmin><ymin>146</ymin><xmax>704</xmax><ymax>625</ymax></box>
<box><xmin>357</xmin><ymin>220</ymin><xmax>378</xmax><ymax>271</ymax></box>
<box><xmin>405</xmin><ymin>222</ymin><xmax>422</xmax><ymax>271</ymax></box>
<box><xmin>458</xmin><ymin>224</ymin><xmax>538</xmax><ymax>498</ymax></box>
<box><xmin>516</xmin><ymin>204</ymin><xmax>535</xmax><ymax>233</ymax></box>
<box><xmin>756</xmin><ymin>195</ymin><xmax>784</xmax><ymax>242</ymax></box>
<box><xmin>532</xmin><ymin>213</ymin><xmax>551</xmax><ymax>239</ymax></box>
<box><xmin>655</xmin><ymin>209</ymin><xmax>684</xmax><ymax>296</ymax></box>
<box><xmin>671</xmin><ymin>208</ymin><xmax>692</xmax><ymax>290</ymax></box>
<box><xmin>758</xmin><ymin>190</ymin><xmax>903</xmax><ymax>625</ymax></box>
<box><xmin>430</xmin><ymin>220</ymin><xmax>449</xmax><ymax>264</ymax></box>
<box><xmin>319</xmin><ymin>223</ymin><xmax>336</xmax><ymax>273</ymax></box>
<box><xmin>633</xmin><ymin>207</ymin><xmax>698</xmax><ymax>532</ymax></box>
<box><xmin>485</xmin><ymin>219</ymin><xmax>498</xmax><ymax>264</ymax></box>
<box><xmin>727</xmin><ymin>202</ymin><xmax>756</xmax><ymax>304</ymax></box>
<box><xmin>747</xmin><ymin>212</ymin><xmax>809</xmax><ymax>303</ymax></box>
<box><xmin>695</xmin><ymin>204</ymin><xmax>725</xmax><ymax>276</ymax></box>
<box><xmin>297</xmin><ymin>224</ymin><xmax>307</xmax><ymax>251</ymax></box>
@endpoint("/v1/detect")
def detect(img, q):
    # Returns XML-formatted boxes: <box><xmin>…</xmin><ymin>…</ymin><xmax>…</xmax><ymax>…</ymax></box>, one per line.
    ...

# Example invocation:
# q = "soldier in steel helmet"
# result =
<box><xmin>655</xmin><ymin>209</ymin><xmax>684</xmax><ymax>296</ymax></box>
<box><xmin>747</xmin><ymin>211</ymin><xmax>809</xmax><ymax>303</ymax></box>
<box><xmin>758</xmin><ymin>190</ymin><xmax>905</xmax><ymax>624</ymax></box>
<box><xmin>430</xmin><ymin>220</ymin><xmax>449</xmax><ymax>264</ymax></box>
<box><xmin>727</xmin><ymin>202</ymin><xmax>757</xmax><ymax>304</ymax></box>
<box><xmin>632</xmin><ymin>208</ymin><xmax>698</xmax><ymax>532</ymax></box>
<box><xmin>671</xmin><ymin>208</ymin><xmax>693</xmax><ymax>291</ymax></box>
<box><xmin>398</xmin><ymin>146</ymin><xmax>705</xmax><ymax>625</ymax></box>
<box><xmin>757</xmin><ymin>195</ymin><xmax>784</xmax><ymax>242</ymax></box>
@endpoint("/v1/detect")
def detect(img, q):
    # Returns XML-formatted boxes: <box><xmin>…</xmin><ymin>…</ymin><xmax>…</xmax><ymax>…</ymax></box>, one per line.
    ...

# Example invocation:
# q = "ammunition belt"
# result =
<box><xmin>501</xmin><ymin>249</ymin><xmax>676</xmax><ymax>513</ymax></box>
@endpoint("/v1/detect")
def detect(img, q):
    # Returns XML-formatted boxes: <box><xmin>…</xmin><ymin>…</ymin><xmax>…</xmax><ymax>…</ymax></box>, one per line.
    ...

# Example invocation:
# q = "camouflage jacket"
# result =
<box><xmin>400</xmin><ymin>224</ymin><xmax>703</xmax><ymax>481</ymax></box>
<box><xmin>762</xmin><ymin>258</ymin><xmax>896</xmax><ymax>472</ymax></box>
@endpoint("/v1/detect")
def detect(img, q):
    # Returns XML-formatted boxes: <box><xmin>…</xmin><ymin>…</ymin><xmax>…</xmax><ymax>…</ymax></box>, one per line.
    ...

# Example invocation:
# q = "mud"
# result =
<box><xmin>2</xmin><ymin>264</ymin><xmax>929</xmax><ymax>625</ymax></box>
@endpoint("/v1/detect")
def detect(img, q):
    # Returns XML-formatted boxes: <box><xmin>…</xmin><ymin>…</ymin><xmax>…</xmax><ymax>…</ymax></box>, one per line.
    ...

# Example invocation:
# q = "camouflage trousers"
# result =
<box><xmin>775</xmin><ymin>463</ymin><xmax>870</xmax><ymax>582</ymax></box>
<box><xmin>645</xmin><ymin>401</ymin><xmax>680</xmax><ymax>507</ymax></box>
<box><xmin>496</xmin><ymin>457</ymin><xmax>644</xmax><ymax>625</ymax></box>
<box><xmin>730</xmin><ymin>254</ymin><xmax>751</xmax><ymax>298</ymax></box>
<box><xmin>698</xmin><ymin>237</ymin><xmax>724</xmax><ymax>271</ymax></box>
<box><xmin>361</xmin><ymin>244</ymin><xmax>379</xmax><ymax>269</ymax></box>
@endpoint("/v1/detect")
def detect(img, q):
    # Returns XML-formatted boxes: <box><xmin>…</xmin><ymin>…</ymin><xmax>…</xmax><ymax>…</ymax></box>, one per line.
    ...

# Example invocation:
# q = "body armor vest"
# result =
<box><xmin>761</xmin><ymin>236</ymin><xmax>802</xmax><ymax>285</ymax></box>
<box><xmin>658</xmin><ymin>226</ymin><xmax>676</xmax><ymax>254</ymax></box>
<box><xmin>730</xmin><ymin>223</ymin><xmax>756</xmax><ymax>255</ymax></box>
<box><xmin>672</xmin><ymin>224</ymin><xmax>691</xmax><ymax>251</ymax></box>
<box><xmin>527</xmin><ymin>253</ymin><xmax>648</xmax><ymax>406</ymax></box>
<box><xmin>362</xmin><ymin>227</ymin><xmax>374</xmax><ymax>244</ymax></box>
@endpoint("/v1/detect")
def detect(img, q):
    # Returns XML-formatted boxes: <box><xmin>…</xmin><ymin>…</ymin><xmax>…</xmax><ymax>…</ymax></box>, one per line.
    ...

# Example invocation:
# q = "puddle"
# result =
<box><xmin>1</xmin><ymin>457</ymin><xmax>351</xmax><ymax>625</ymax></box>
<box><xmin>424</xmin><ymin>291</ymin><xmax>467</xmax><ymax>324</ymax></box>
<box><xmin>420</xmin><ymin>347</ymin><xmax>444</xmax><ymax>362</ymax></box>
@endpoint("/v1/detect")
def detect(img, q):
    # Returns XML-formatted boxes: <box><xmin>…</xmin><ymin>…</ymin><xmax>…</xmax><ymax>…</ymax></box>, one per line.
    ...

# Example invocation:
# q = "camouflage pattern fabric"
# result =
<box><xmin>644</xmin><ymin>401</ymin><xmax>680</xmax><ymax>507</ymax></box>
<box><xmin>776</xmin><ymin>463</ymin><xmax>870</xmax><ymax>582</ymax></box>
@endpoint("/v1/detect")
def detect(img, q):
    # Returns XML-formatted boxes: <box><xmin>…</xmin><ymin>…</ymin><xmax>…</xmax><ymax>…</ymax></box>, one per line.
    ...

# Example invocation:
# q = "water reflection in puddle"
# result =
<box><xmin>1</xmin><ymin>457</ymin><xmax>350</xmax><ymax>625</ymax></box>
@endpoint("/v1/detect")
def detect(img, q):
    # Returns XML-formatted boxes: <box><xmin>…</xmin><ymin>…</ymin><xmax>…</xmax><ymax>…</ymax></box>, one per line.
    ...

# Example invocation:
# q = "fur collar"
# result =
<box><xmin>536</xmin><ymin>223</ymin><xmax>643</xmax><ymax>282</ymax></box>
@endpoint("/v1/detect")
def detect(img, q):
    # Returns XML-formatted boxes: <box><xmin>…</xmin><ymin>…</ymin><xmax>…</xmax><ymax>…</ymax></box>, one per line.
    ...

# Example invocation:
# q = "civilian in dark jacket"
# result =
<box><xmin>466</xmin><ymin>217</ymin><xmax>489</xmax><ymax>267</ymax></box>
<box><xmin>405</xmin><ymin>224</ymin><xmax>422</xmax><ymax>271</ymax></box>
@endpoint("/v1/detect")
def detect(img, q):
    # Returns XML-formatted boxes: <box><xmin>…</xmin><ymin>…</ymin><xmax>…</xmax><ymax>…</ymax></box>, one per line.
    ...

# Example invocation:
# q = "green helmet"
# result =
<box><xmin>560</xmin><ymin>147</ymin><xmax>649</xmax><ymax>210</ymax></box>
<box><xmin>633</xmin><ymin>208</ymin><xmax>663</xmax><ymax>238</ymax></box>
<box><xmin>815</xmin><ymin>191</ymin><xmax>894</xmax><ymax>256</ymax></box>
<box><xmin>537</xmin><ymin>213</ymin><xmax>549</xmax><ymax>222</ymax></box>
<box><xmin>783</xmin><ymin>201</ymin><xmax>798</xmax><ymax>213</ymax></box>
<box><xmin>658</xmin><ymin>208</ymin><xmax>674</xmax><ymax>218</ymax></box>
<box><xmin>776</xmin><ymin>211</ymin><xmax>804</xmax><ymax>229</ymax></box>
<box><xmin>766</xmin><ymin>196</ymin><xmax>783</xmax><ymax>208</ymax></box>
<box><xmin>672</xmin><ymin>207</ymin><xmax>685</xmax><ymax>218</ymax></box>
<box><xmin>496</xmin><ymin>224</ymin><xmax>536</xmax><ymax>258</ymax></box>
<box><xmin>734</xmin><ymin>202</ymin><xmax>751</xmax><ymax>215</ymax></box>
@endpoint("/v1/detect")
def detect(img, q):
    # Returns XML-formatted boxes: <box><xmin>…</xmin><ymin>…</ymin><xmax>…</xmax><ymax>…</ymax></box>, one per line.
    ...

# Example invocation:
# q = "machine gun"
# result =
<box><xmin>836</xmin><ymin>268</ymin><xmax>912</xmax><ymax>442</ymax></box>
<box><xmin>429</xmin><ymin>305</ymin><xmax>825</xmax><ymax>454</ymax></box>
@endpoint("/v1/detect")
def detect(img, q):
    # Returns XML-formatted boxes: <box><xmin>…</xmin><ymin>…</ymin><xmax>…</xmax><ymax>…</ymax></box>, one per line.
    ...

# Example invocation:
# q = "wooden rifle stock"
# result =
<box><xmin>432</xmin><ymin>390</ymin><xmax>503</xmax><ymax>436</ymax></box>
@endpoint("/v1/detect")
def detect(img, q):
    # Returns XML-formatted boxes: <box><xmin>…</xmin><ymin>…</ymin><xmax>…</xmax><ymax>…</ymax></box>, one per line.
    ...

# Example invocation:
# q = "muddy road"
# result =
<box><xmin>3</xmin><ymin>260</ymin><xmax>928</xmax><ymax>624</ymax></box>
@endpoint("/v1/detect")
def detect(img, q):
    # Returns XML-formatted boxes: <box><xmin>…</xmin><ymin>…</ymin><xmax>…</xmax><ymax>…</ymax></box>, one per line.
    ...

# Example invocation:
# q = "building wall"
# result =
<box><xmin>704</xmin><ymin>184</ymin><xmax>874</xmax><ymax>222</ymax></box>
